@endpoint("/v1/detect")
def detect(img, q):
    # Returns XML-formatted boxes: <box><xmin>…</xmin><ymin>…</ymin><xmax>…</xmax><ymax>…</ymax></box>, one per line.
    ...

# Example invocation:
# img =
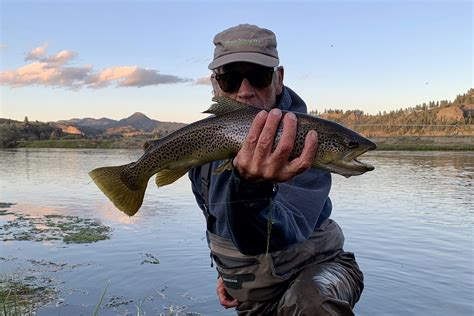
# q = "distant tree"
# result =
<box><xmin>50</xmin><ymin>129</ymin><xmax>63</xmax><ymax>140</ymax></box>
<box><xmin>0</xmin><ymin>124</ymin><xmax>20</xmax><ymax>147</ymax></box>
<box><xmin>30</xmin><ymin>125</ymin><xmax>41</xmax><ymax>140</ymax></box>
<box><xmin>24</xmin><ymin>116</ymin><xmax>29</xmax><ymax>125</ymax></box>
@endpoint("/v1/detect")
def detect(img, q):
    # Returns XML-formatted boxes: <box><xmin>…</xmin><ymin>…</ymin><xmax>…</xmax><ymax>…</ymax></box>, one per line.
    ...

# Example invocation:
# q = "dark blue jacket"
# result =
<box><xmin>188</xmin><ymin>87</ymin><xmax>332</xmax><ymax>255</ymax></box>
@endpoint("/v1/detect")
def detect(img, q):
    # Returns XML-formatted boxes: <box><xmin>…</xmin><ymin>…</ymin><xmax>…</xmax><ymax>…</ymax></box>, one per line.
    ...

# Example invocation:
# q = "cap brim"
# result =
<box><xmin>208</xmin><ymin>52</ymin><xmax>279</xmax><ymax>70</ymax></box>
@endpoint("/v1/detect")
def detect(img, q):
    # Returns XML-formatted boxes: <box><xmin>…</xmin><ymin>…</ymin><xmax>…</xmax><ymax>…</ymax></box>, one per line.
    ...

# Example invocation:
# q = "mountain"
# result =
<box><xmin>60</xmin><ymin>117</ymin><xmax>116</xmax><ymax>129</ymax></box>
<box><xmin>57</xmin><ymin>112</ymin><xmax>187</xmax><ymax>136</ymax></box>
<box><xmin>115</xmin><ymin>112</ymin><xmax>160</xmax><ymax>132</ymax></box>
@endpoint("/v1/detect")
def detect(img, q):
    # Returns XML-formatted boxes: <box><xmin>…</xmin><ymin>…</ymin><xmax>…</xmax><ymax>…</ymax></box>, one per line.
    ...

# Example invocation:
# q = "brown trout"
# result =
<box><xmin>89</xmin><ymin>97</ymin><xmax>376</xmax><ymax>216</ymax></box>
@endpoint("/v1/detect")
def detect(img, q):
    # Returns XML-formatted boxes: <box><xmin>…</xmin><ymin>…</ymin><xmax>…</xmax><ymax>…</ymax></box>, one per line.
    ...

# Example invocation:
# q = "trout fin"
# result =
<box><xmin>203</xmin><ymin>97</ymin><xmax>250</xmax><ymax>115</ymax></box>
<box><xmin>89</xmin><ymin>163</ymin><xmax>148</xmax><ymax>217</ymax></box>
<box><xmin>213</xmin><ymin>159</ymin><xmax>233</xmax><ymax>174</ymax></box>
<box><xmin>143</xmin><ymin>141</ymin><xmax>152</xmax><ymax>151</ymax></box>
<box><xmin>155</xmin><ymin>167</ymin><xmax>190</xmax><ymax>187</ymax></box>
<box><xmin>143</xmin><ymin>139</ymin><xmax>161</xmax><ymax>152</ymax></box>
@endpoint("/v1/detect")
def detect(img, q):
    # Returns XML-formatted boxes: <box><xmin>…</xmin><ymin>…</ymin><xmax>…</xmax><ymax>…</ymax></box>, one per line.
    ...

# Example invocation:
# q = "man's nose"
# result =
<box><xmin>237</xmin><ymin>78</ymin><xmax>255</xmax><ymax>100</ymax></box>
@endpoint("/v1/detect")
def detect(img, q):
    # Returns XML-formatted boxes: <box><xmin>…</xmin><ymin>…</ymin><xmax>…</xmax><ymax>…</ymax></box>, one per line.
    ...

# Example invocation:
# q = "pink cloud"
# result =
<box><xmin>194</xmin><ymin>74</ymin><xmax>212</xmax><ymax>86</ymax></box>
<box><xmin>25</xmin><ymin>43</ymin><xmax>49</xmax><ymax>61</ymax></box>
<box><xmin>1</xmin><ymin>45</ymin><xmax>191</xmax><ymax>90</ymax></box>
<box><xmin>1</xmin><ymin>61</ymin><xmax>92</xmax><ymax>89</ymax></box>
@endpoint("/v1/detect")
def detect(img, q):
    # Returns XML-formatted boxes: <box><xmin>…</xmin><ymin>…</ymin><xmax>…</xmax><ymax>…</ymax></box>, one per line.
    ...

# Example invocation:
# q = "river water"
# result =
<box><xmin>0</xmin><ymin>149</ymin><xmax>473</xmax><ymax>315</ymax></box>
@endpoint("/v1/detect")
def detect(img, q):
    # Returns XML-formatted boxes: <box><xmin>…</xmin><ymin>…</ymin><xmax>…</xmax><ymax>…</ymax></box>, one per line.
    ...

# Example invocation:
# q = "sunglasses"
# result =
<box><xmin>213</xmin><ymin>67</ymin><xmax>275</xmax><ymax>93</ymax></box>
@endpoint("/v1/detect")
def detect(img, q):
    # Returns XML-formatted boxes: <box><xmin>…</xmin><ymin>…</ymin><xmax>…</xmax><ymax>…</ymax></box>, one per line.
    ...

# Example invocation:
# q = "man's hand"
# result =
<box><xmin>233</xmin><ymin>108</ymin><xmax>318</xmax><ymax>182</ymax></box>
<box><xmin>217</xmin><ymin>276</ymin><xmax>238</xmax><ymax>308</ymax></box>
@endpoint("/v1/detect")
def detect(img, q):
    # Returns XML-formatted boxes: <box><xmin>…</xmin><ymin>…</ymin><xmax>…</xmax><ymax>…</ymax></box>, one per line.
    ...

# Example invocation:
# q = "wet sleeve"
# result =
<box><xmin>225</xmin><ymin>168</ymin><xmax>332</xmax><ymax>255</ymax></box>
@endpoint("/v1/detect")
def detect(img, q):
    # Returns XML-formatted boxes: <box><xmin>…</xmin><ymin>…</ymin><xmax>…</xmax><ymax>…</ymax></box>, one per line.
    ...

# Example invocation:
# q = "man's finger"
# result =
<box><xmin>272</xmin><ymin>112</ymin><xmax>297</xmax><ymax>161</ymax></box>
<box><xmin>222</xmin><ymin>298</ymin><xmax>239</xmax><ymax>308</ymax></box>
<box><xmin>219</xmin><ymin>291</ymin><xmax>238</xmax><ymax>308</ymax></box>
<box><xmin>241</xmin><ymin>110</ymin><xmax>268</xmax><ymax>153</ymax></box>
<box><xmin>217</xmin><ymin>277</ymin><xmax>239</xmax><ymax>308</ymax></box>
<box><xmin>254</xmin><ymin>108</ymin><xmax>282</xmax><ymax>160</ymax></box>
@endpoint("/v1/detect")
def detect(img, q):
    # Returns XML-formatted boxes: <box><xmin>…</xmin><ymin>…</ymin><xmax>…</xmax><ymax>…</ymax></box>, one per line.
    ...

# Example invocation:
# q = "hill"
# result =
<box><xmin>310</xmin><ymin>89</ymin><xmax>473</xmax><ymax>137</ymax></box>
<box><xmin>57</xmin><ymin>112</ymin><xmax>186</xmax><ymax>137</ymax></box>
<box><xmin>0</xmin><ymin>113</ymin><xmax>187</xmax><ymax>148</ymax></box>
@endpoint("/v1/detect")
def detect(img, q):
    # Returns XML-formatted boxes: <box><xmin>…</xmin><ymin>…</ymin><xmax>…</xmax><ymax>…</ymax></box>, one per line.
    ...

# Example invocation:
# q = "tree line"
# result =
<box><xmin>308</xmin><ymin>89</ymin><xmax>473</xmax><ymax>137</ymax></box>
<box><xmin>0</xmin><ymin>118</ymin><xmax>74</xmax><ymax>148</ymax></box>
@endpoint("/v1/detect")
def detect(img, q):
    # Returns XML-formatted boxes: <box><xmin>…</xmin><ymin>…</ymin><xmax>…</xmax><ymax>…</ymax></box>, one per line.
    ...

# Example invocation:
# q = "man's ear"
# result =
<box><xmin>276</xmin><ymin>66</ymin><xmax>284</xmax><ymax>94</ymax></box>
<box><xmin>211</xmin><ymin>76</ymin><xmax>221</xmax><ymax>97</ymax></box>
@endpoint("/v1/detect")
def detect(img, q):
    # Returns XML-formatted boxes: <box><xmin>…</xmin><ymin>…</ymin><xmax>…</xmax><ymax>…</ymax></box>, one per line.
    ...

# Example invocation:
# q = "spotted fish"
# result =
<box><xmin>89</xmin><ymin>97</ymin><xmax>376</xmax><ymax>216</ymax></box>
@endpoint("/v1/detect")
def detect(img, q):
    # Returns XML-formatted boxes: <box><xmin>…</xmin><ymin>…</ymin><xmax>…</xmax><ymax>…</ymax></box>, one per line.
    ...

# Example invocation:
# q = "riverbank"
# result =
<box><xmin>372</xmin><ymin>136</ymin><xmax>474</xmax><ymax>150</ymax></box>
<box><xmin>16</xmin><ymin>139</ymin><xmax>145</xmax><ymax>149</ymax></box>
<box><xmin>14</xmin><ymin>136</ymin><xmax>474</xmax><ymax>151</ymax></box>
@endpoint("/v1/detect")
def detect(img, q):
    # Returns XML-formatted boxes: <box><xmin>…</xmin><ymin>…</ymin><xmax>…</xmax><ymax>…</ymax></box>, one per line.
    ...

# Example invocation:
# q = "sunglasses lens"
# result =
<box><xmin>216</xmin><ymin>72</ymin><xmax>242</xmax><ymax>93</ymax></box>
<box><xmin>215</xmin><ymin>68</ymin><xmax>274</xmax><ymax>93</ymax></box>
<box><xmin>247</xmin><ymin>70</ymin><xmax>273</xmax><ymax>89</ymax></box>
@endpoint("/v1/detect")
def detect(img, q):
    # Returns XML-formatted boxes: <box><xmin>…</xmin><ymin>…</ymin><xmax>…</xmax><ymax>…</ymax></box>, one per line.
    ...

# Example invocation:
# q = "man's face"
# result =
<box><xmin>211</xmin><ymin>62</ymin><xmax>284</xmax><ymax>110</ymax></box>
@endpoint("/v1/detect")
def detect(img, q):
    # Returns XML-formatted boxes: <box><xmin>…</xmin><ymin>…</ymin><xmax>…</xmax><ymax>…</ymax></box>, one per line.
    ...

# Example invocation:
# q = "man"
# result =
<box><xmin>189</xmin><ymin>24</ymin><xmax>363</xmax><ymax>315</ymax></box>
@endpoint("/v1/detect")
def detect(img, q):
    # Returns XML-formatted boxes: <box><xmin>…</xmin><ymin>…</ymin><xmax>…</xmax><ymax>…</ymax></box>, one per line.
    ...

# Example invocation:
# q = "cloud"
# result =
<box><xmin>86</xmin><ymin>66</ymin><xmax>190</xmax><ymax>88</ymax></box>
<box><xmin>25</xmin><ymin>44</ymin><xmax>77</xmax><ymax>66</ymax></box>
<box><xmin>185</xmin><ymin>56</ymin><xmax>210</xmax><ymax>64</ymax></box>
<box><xmin>1</xmin><ymin>61</ymin><xmax>93</xmax><ymax>90</ymax></box>
<box><xmin>1</xmin><ymin>45</ymin><xmax>191</xmax><ymax>90</ymax></box>
<box><xmin>194</xmin><ymin>74</ymin><xmax>212</xmax><ymax>86</ymax></box>
<box><xmin>298</xmin><ymin>73</ymin><xmax>311</xmax><ymax>80</ymax></box>
<box><xmin>25</xmin><ymin>43</ymin><xmax>48</xmax><ymax>61</ymax></box>
<box><xmin>46</xmin><ymin>50</ymin><xmax>78</xmax><ymax>65</ymax></box>
<box><xmin>0</xmin><ymin>44</ymin><xmax>7</xmax><ymax>50</ymax></box>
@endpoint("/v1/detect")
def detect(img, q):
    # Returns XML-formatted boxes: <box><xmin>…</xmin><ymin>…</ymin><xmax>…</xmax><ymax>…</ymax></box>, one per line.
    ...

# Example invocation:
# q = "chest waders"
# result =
<box><xmin>200</xmin><ymin>164</ymin><xmax>345</xmax><ymax>302</ymax></box>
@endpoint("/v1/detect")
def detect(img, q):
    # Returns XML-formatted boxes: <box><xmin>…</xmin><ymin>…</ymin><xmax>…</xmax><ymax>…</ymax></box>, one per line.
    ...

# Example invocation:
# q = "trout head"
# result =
<box><xmin>316</xmin><ymin>127</ymin><xmax>377</xmax><ymax>177</ymax></box>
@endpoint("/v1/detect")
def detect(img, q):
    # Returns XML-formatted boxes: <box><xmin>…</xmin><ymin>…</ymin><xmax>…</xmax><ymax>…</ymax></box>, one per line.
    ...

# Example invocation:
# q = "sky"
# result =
<box><xmin>0</xmin><ymin>0</ymin><xmax>472</xmax><ymax>123</ymax></box>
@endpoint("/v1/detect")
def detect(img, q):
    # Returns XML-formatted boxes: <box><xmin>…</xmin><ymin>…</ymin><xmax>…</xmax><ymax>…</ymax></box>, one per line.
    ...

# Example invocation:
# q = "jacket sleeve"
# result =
<box><xmin>225</xmin><ymin>168</ymin><xmax>332</xmax><ymax>255</ymax></box>
<box><xmin>189</xmin><ymin>166</ymin><xmax>206</xmax><ymax>211</ymax></box>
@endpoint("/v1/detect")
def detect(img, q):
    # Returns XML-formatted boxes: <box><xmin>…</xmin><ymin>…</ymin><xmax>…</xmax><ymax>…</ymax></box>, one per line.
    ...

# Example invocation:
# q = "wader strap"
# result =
<box><xmin>200</xmin><ymin>163</ymin><xmax>215</xmax><ymax>232</ymax></box>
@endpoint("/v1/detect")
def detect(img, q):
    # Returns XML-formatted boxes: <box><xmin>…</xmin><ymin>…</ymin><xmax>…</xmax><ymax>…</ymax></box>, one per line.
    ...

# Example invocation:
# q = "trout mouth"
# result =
<box><xmin>325</xmin><ymin>144</ymin><xmax>376</xmax><ymax>178</ymax></box>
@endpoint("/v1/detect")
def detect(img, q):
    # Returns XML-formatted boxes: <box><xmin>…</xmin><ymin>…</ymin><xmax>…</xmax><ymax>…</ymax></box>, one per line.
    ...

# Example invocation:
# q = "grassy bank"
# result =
<box><xmin>371</xmin><ymin>136</ymin><xmax>474</xmax><ymax>151</ymax></box>
<box><xmin>16</xmin><ymin>139</ymin><xmax>145</xmax><ymax>149</ymax></box>
<box><xmin>10</xmin><ymin>136</ymin><xmax>474</xmax><ymax>151</ymax></box>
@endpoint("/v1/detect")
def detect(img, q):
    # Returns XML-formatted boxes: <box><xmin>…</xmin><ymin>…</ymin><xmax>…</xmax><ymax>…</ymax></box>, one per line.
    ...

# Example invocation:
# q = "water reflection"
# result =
<box><xmin>0</xmin><ymin>149</ymin><xmax>473</xmax><ymax>315</ymax></box>
<box><xmin>367</xmin><ymin>151</ymin><xmax>474</xmax><ymax>175</ymax></box>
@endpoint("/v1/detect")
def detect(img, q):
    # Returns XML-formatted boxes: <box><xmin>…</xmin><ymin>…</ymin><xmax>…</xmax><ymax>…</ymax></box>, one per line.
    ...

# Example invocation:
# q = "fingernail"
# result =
<box><xmin>270</xmin><ymin>108</ymin><xmax>282</xmax><ymax>117</ymax></box>
<box><xmin>286</xmin><ymin>112</ymin><xmax>296</xmax><ymax>121</ymax></box>
<box><xmin>309</xmin><ymin>130</ymin><xmax>317</xmax><ymax>138</ymax></box>
<box><xmin>257</xmin><ymin>110</ymin><xmax>267</xmax><ymax>117</ymax></box>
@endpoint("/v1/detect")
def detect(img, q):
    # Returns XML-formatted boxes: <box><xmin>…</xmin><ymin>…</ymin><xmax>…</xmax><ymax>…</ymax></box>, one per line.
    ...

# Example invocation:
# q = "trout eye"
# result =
<box><xmin>346</xmin><ymin>141</ymin><xmax>359</xmax><ymax>149</ymax></box>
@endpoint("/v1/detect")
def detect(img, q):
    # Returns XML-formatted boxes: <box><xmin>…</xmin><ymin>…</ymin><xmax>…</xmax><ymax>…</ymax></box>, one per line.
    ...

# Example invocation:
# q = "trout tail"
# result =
<box><xmin>89</xmin><ymin>163</ymin><xmax>148</xmax><ymax>216</ymax></box>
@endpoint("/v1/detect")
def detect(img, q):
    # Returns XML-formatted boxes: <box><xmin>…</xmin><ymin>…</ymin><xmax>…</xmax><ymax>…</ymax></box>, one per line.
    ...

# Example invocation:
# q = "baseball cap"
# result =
<box><xmin>208</xmin><ymin>24</ymin><xmax>279</xmax><ymax>70</ymax></box>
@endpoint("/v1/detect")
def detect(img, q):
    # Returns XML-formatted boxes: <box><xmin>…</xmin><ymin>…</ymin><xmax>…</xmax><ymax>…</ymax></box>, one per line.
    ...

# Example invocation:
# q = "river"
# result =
<box><xmin>0</xmin><ymin>149</ymin><xmax>473</xmax><ymax>315</ymax></box>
